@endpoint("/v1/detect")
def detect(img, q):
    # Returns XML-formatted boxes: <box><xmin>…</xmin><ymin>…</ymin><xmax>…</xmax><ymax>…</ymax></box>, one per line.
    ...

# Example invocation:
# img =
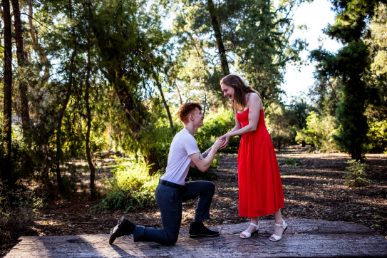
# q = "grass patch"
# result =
<box><xmin>278</xmin><ymin>157</ymin><xmax>301</xmax><ymax>166</ymax></box>
<box><xmin>95</xmin><ymin>156</ymin><xmax>162</xmax><ymax>212</ymax></box>
<box><xmin>343</xmin><ymin>160</ymin><xmax>370</xmax><ymax>187</ymax></box>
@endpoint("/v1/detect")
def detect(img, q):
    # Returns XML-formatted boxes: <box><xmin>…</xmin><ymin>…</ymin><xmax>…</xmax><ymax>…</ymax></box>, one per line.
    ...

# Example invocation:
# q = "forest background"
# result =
<box><xmin>0</xmin><ymin>0</ymin><xmax>386</xmax><ymax>252</ymax></box>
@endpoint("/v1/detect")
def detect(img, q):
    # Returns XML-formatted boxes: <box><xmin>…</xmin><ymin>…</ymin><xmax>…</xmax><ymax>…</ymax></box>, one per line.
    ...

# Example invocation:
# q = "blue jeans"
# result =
<box><xmin>133</xmin><ymin>180</ymin><xmax>215</xmax><ymax>245</ymax></box>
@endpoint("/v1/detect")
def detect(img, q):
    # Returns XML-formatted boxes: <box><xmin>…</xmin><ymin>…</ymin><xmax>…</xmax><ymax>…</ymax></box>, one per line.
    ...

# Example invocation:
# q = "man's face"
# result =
<box><xmin>189</xmin><ymin>108</ymin><xmax>204</xmax><ymax>127</ymax></box>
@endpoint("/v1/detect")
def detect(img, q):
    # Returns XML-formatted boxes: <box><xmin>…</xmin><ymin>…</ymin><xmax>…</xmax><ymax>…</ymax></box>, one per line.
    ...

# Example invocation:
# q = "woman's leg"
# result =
<box><xmin>240</xmin><ymin>217</ymin><xmax>259</xmax><ymax>237</ymax></box>
<box><xmin>270</xmin><ymin>209</ymin><xmax>285</xmax><ymax>240</ymax></box>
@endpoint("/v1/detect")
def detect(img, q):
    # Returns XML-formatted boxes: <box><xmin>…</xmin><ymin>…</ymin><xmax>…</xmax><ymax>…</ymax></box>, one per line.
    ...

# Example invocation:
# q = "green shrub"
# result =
<box><xmin>364</xmin><ymin>120</ymin><xmax>387</xmax><ymax>153</ymax></box>
<box><xmin>97</xmin><ymin>156</ymin><xmax>162</xmax><ymax>211</ymax></box>
<box><xmin>278</xmin><ymin>157</ymin><xmax>301</xmax><ymax>166</ymax></box>
<box><xmin>187</xmin><ymin>154</ymin><xmax>220</xmax><ymax>181</ymax></box>
<box><xmin>295</xmin><ymin>111</ymin><xmax>340</xmax><ymax>152</ymax></box>
<box><xmin>195</xmin><ymin>108</ymin><xmax>240</xmax><ymax>153</ymax></box>
<box><xmin>343</xmin><ymin>160</ymin><xmax>370</xmax><ymax>187</ymax></box>
<box><xmin>0</xmin><ymin>180</ymin><xmax>43</xmax><ymax>229</ymax></box>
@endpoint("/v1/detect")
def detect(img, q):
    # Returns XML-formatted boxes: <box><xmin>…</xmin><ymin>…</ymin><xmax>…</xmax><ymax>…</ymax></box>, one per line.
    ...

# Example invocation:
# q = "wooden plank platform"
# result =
<box><xmin>5</xmin><ymin>219</ymin><xmax>387</xmax><ymax>257</ymax></box>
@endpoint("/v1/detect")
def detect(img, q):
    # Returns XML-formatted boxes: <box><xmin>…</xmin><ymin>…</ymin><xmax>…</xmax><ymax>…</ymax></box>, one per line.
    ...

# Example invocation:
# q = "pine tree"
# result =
<box><xmin>310</xmin><ymin>0</ymin><xmax>387</xmax><ymax>160</ymax></box>
<box><xmin>2</xmin><ymin>0</ymin><xmax>13</xmax><ymax>186</ymax></box>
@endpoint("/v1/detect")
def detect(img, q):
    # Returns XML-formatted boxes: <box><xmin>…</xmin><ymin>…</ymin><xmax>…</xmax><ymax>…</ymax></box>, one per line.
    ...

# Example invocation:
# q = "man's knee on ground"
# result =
<box><xmin>164</xmin><ymin>235</ymin><xmax>178</xmax><ymax>246</ymax></box>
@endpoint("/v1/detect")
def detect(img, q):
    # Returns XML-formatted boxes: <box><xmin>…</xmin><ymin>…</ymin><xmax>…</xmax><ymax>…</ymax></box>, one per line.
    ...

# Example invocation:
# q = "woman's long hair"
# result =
<box><xmin>220</xmin><ymin>74</ymin><xmax>261</xmax><ymax>112</ymax></box>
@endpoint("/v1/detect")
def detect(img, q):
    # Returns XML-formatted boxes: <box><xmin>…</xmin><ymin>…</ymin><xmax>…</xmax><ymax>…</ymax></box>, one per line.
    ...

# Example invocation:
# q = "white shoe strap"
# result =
<box><xmin>250</xmin><ymin>222</ymin><xmax>259</xmax><ymax>229</ymax></box>
<box><xmin>274</xmin><ymin>221</ymin><xmax>287</xmax><ymax>227</ymax></box>
<box><xmin>270</xmin><ymin>234</ymin><xmax>281</xmax><ymax>240</ymax></box>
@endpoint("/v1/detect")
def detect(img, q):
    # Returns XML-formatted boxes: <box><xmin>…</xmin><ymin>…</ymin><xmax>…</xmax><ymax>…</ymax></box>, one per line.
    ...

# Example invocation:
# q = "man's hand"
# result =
<box><xmin>213</xmin><ymin>138</ymin><xmax>224</xmax><ymax>150</ymax></box>
<box><xmin>219</xmin><ymin>134</ymin><xmax>230</xmax><ymax>149</ymax></box>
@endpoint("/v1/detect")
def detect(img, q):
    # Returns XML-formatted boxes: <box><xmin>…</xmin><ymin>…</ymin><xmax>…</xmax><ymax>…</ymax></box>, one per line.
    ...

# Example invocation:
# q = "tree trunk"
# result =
<box><xmin>175</xmin><ymin>83</ymin><xmax>183</xmax><ymax>105</ymax></box>
<box><xmin>2</xmin><ymin>0</ymin><xmax>13</xmax><ymax>186</ymax></box>
<box><xmin>146</xmin><ymin>148</ymin><xmax>161</xmax><ymax>176</ymax></box>
<box><xmin>85</xmin><ymin>0</ymin><xmax>96</xmax><ymax>198</ymax></box>
<box><xmin>89</xmin><ymin>9</ymin><xmax>161</xmax><ymax>175</ymax></box>
<box><xmin>207</xmin><ymin>0</ymin><xmax>229</xmax><ymax>76</ymax></box>
<box><xmin>11</xmin><ymin>0</ymin><xmax>31</xmax><ymax>142</ymax></box>
<box><xmin>278</xmin><ymin>139</ymin><xmax>281</xmax><ymax>152</ymax></box>
<box><xmin>156</xmin><ymin>81</ymin><xmax>173</xmax><ymax>128</ymax></box>
<box><xmin>302</xmin><ymin>140</ymin><xmax>306</xmax><ymax>147</ymax></box>
<box><xmin>55</xmin><ymin>0</ymin><xmax>76</xmax><ymax>194</ymax></box>
<box><xmin>56</xmin><ymin>48</ymin><xmax>76</xmax><ymax>195</ymax></box>
<box><xmin>28</xmin><ymin>0</ymin><xmax>50</xmax><ymax>79</ymax></box>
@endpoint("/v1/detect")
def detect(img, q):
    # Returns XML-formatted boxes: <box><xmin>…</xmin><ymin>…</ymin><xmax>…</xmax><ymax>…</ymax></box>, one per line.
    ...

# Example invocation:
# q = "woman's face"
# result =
<box><xmin>221</xmin><ymin>83</ymin><xmax>235</xmax><ymax>102</ymax></box>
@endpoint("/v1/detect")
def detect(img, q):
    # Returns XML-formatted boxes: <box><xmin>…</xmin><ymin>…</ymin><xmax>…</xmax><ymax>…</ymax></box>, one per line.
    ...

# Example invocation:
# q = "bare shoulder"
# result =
<box><xmin>249</xmin><ymin>93</ymin><xmax>261</xmax><ymax>101</ymax></box>
<box><xmin>248</xmin><ymin>93</ymin><xmax>262</xmax><ymax>110</ymax></box>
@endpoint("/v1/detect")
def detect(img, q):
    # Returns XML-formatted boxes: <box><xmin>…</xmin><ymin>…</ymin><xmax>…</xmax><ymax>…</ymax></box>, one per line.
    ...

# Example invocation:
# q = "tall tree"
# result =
<box><xmin>89</xmin><ymin>0</ymin><xmax>169</xmax><ymax>175</ymax></box>
<box><xmin>2</xmin><ymin>0</ymin><xmax>13</xmax><ymax>185</ymax></box>
<box><xmin>11</xmin><ymin>0</ymin><xmax>31</xmax><ymax>142</ymax></box>
<box><xmin>207</xmin><ymin>0</ymin><xmax>229</xmax><ymax>76</ymax></box>
<box><xmin>310</xmin><ymin>0</ymin><xmax>387</xmax><ymax>160</ymax></box>
<box><xmin>85</xmin><ymin>0</ymin><xmax>96</xmax><ymax>198</ymax></box>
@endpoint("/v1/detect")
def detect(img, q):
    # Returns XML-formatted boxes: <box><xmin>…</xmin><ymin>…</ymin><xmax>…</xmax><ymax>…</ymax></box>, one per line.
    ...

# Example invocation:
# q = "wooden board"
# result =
<box><xmin>5</xmin><ymin>219</ymin><xmax>387</xmax><ymax>257</ymax></box>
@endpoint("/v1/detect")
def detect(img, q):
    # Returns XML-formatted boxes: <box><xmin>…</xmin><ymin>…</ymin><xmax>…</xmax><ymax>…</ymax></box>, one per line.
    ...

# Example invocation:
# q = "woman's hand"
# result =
<box><xmin>213</xmin><ymin>138</ymin><xmax>224</xmax><ymax>150</ymax></box>
<box><xmin>219</xmin><ymin>134</ymin><xmax>231</xmax><ymax>149</ymax></box>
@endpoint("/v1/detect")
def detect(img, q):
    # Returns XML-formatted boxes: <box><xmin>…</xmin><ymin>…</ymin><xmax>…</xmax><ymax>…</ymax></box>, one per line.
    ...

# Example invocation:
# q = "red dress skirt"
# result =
<box><xmin>237</xmin><ymin>109</ymin><xmax>285</xmax><ymax>218</ymax></box>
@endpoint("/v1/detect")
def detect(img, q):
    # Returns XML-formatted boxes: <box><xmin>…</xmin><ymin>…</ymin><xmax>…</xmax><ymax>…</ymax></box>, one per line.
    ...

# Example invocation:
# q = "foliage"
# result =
<box><xmin>171</xmin><ymin>0</ymin><xmax>307</xmax><ymax>110</ymax></box>
<box><xmin>188</xmin><ymin>154</ymin><xmax>219</xmax><ymax>181</ymax></box>
<box><xmin>295</xmin><ymin>111</ymin><xmax>340</xmax><ymax>152</ymax></box>
<box><xmin>265</xmin><ymin>102</ymin><xmax>295</xmax><ymax>150</ymax></box>
<box><xmin>310</xmin><ymin>0</ymin><xmax>385</xmax><ymax>160</ymax></box>
<box><xmin>236</xmin><ymin>0</ymin><xmax>307</xmax><ymax>106</ymax></box>
<box><xmin>195</xmin><ymin>108</ymin><xmax>240</xmax><ymax>153</ymax></box>
<box><xmin>0</xmin><ymin>180</ymin><xmax>43</xmax><ymax>229</ymax></box>
<box><xmin>97</xmin><ymin>156</ymin><xmax>162</xmax><ymax>211</ymax></box>
<box><xmin>278</xmin><ymin>157</ymin><xmax>301</xmax><ymax>166</ymax></box>
<box><xmin>343</xmin><ymin>160</ymin><xmax>370</xmax><ymax>187</ymax></box>
<box><xmin>364</xmin><ymin>120</ymin><xmax>387</xmax><ymax>153</ymax></box>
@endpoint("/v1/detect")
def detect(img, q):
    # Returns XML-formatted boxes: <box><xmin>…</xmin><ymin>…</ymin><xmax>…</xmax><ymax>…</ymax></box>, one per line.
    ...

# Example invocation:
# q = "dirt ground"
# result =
<box><xmin>1</xmin><ymin>146</ymin><xmax>387</xmax><ymax>256</ymax></box>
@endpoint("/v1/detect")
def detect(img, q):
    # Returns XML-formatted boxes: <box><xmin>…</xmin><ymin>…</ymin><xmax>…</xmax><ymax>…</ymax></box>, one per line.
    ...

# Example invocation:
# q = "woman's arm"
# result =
<box><xmin>220</xmin><ymin>94</ymin><xmax>261</xmax><ymax>143</ymax></box>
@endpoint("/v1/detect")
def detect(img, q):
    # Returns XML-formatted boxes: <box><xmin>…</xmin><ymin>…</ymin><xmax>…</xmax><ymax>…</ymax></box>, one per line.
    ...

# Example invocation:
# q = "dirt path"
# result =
<box><xmin>1</xmin><ymin>146</ymin><xmax>386</xmax><ymax>256</ymax></box>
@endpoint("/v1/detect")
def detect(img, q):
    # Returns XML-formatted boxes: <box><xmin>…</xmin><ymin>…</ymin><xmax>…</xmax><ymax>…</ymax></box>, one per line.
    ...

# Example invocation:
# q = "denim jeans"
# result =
<box><xmin>132</xmin><ymin>180</ymin><xmax>215</xmax><ymax>245</ymax></box>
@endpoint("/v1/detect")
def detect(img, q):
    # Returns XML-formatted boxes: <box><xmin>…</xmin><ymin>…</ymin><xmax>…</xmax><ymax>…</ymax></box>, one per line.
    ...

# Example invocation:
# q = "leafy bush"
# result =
<box><xmin>0</xmin><ymin>181</ymin><xmax>43</xmax><ymax>229</ymax></box>
<box><xmin>195</xmin><ymin>108</ymin><xmax>240</xmax><ymax>153</ymax></box>
<box><xmin>364</xmin><ymin>120</ymin><xmax>387</xmax><ymax>153</ymax></box>
<box><xmin>97</xmin><ymin>156</ymin><xmax>162</xmax><ymax>211</ymax></box>
<box><xmin>265</xmin><ymin>103</ymin><xmax>294</xmax><ymax>150</ymax></box>
<box><xmin>343</xmin><ymin>160</ymin><xmax>370</xmax><ymax>187</ymax></box>
<box><xmin>278</xmin><ymin>157</ymin><xmax>301</xmax><ymax>166</ymax></box>
<box><xmin>187</xmin><ymin>154</ymin><xmax>220</xmax><ymax>181</ymax></box>
<box><xmin>295</xmin><ymin>111</ymin><xmax>340</xmax><ymax>152</ymax></box>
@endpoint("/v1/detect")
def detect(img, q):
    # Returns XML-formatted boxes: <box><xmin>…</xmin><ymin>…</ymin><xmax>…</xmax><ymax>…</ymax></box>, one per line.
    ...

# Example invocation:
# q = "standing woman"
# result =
<box><xmin>219</xmin><ymin>75</ymin><xmax>286</xmax><ymax>241</ymax></box>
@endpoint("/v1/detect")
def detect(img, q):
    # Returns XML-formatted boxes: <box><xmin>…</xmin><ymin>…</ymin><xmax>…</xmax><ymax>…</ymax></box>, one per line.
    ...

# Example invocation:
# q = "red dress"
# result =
<box><xmin>236</xmin><ymin>108</ymin><xmax>285</xmax><ymax>218</ymax></box>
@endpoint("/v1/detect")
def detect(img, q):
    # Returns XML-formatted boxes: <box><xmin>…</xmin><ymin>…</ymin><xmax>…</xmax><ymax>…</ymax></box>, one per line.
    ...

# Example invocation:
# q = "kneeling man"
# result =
<box><xmin>109</xmin><ymin>103</ymin><xmax>223</xmax><ymax>245</ymax></box>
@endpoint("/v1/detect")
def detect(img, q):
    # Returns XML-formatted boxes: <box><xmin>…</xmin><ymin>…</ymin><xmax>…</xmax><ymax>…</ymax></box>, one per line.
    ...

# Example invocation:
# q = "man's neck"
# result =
<box><xmin>184</xmin><ymin>123</ymin><xmax>199</xmax><ymax>136</ymax></box>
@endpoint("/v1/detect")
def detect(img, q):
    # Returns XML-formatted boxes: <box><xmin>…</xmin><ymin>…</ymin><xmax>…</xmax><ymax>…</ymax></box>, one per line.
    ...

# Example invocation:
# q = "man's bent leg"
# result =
<box><xmin>133</xmin><ymin>184</ymin><xmax>182</xmax><ymax>245</ymax></box>
<box><xmin>182</xmin><ymin>181</ymin><xmax>215</xmax><ymax>222</ymax></box>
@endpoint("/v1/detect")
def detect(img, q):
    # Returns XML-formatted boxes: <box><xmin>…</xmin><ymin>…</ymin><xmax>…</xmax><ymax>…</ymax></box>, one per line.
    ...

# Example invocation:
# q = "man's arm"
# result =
<box><xmin>201</xmin><ymin>146</ymin><xmax>213</xmax><ymax>159</ymax></box>
<box><xmin>190</xmin><ymin>147</ymin><xmax>212</xmax><ymax>168</ymax></box>
<box><xmin>189</xmin><ymin>139</ymin><xmax>223</xmax><ymax>172</ymax></box>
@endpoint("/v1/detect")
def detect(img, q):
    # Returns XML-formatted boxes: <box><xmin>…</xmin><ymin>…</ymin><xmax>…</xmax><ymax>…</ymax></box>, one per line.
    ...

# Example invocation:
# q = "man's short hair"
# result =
<box><xmin>178</xmin><ymin>103</ymin><xmax>202</xmax><ymax>124</ymax></box>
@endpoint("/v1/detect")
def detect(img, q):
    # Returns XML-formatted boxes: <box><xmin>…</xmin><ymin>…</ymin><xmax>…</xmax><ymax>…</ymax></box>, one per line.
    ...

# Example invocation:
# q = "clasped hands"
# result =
<box><xmin>217</xmin><ymin>133</ymin><xmax>231</xmax><ymax>150</ymax></box>
<box><xmin>210</xmin><ymin>133</ymin><xmax>231</xmax><ymax>151</ymax></box>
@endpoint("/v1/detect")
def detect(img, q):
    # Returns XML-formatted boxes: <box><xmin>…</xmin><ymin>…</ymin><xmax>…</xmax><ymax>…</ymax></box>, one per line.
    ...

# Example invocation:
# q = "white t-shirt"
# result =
<box><xmin>160</xmin><ymin>128</ymin><xmax>200</xmax><ymax>185</ymax></box>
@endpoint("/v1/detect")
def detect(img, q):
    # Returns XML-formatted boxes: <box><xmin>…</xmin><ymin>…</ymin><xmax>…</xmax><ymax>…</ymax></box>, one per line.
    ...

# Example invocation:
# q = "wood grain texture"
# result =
<box><xmin>5</xmin><ymin>219</ymin><xmax>387</xmax><ymax>257</ymax></box>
